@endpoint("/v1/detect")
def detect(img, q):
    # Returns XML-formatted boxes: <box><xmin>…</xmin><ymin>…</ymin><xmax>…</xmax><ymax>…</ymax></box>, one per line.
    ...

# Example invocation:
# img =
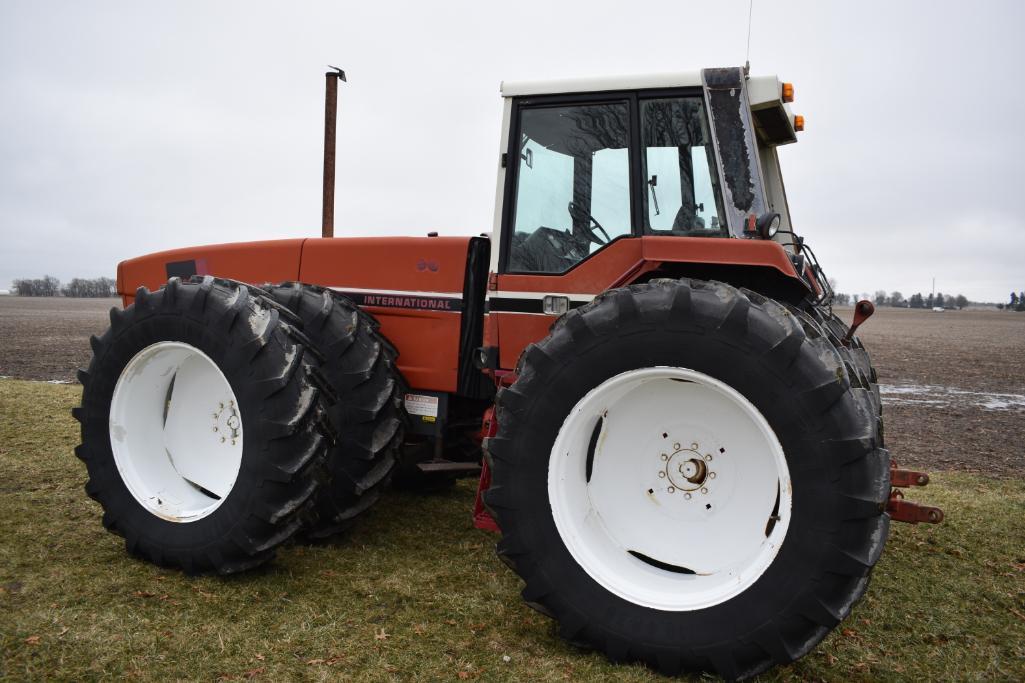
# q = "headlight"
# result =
<box><xmin>756</xmin><ymin>212</ymin><xmax>781</xmax><ymax>240</ymax></box>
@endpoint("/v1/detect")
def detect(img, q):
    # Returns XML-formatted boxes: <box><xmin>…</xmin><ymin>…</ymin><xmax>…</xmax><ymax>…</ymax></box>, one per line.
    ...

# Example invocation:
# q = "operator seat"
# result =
<box><xmin>672</xmin><ymin>205</ymin><xmax>705</xmax><ymax>231</ymax></box>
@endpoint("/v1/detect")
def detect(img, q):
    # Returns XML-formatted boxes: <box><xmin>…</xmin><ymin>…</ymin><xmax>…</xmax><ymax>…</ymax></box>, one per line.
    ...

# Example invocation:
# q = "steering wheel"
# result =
<box><xmin>567</xmin><ymin>201</ymin><xmax>611</xmax><ymax>245</ymax></box>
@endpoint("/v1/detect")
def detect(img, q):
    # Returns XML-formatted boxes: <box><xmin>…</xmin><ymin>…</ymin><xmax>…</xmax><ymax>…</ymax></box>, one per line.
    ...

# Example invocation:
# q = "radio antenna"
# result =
<box><xmin>744</xmin><ymin>0</ymin><xmax>754</xmax><ymax>75</ymax></box>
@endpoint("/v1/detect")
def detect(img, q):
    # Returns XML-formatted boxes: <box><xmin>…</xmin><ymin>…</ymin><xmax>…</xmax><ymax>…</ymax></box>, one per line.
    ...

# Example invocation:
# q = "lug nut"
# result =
<box><xmin>213</xmin><ymin>426</ymin><xmax>218</xmax><ymax>432</ymax></box>
<box><xmin>691</xmin><ymin>442</ymin><xmax>699</xmax><ymax>450</ymax></box>
<box><xmin>658</xmin><ymin>471</ymin><xmax>666</xmax><ymax>478</ymax></box>
<box><xmin>700</xmin><ymin>487</ymin><xmax>708</xmax><ymax>494</ymax></box>
<box><xmin>673</xmin><ymin>442</ymin><xmax>681</xmax><ymax>450</ymax></box>
<box><xmin>661</xmin><ymin>453</ymin><xmax>668</xmax><ymax>461</ymax></box>
<box><xmin>667</xmin><ymin>486</ymin><xmax>676</xmax><ymax>493</ymax></box>
<box><xmin>684</xmin><ymin>493</ymin><xmax>692</xmax><ymax>500</ymax></box>
<box><xmin>704</xmin><ymin>454</ymin><xmax>712</xmax><ymax>461</ymax></box>
<box><xmin>709</xmin><ymin>472</ymin><xmax>716</xmax><ymax>479</ymax></box>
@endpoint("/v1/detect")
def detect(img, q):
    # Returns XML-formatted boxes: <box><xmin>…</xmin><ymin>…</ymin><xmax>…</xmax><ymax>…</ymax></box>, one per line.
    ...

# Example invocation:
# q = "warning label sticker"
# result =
<box><xmin>404</xmin><ymin>393</ymin><xmax>439</xmax><ymax>418</ymax></box>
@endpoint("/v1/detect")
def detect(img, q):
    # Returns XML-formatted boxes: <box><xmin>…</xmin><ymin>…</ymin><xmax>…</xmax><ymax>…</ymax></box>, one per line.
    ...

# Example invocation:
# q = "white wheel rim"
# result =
<box><xmin>548</xmin><ymin>367</ymin><xmax>792</xmax><ymax>611</ymax></box>
<box><xmin>109</xmin><ymin>342</ymin><xmax>244</xmax><ymax>522</ymax></box>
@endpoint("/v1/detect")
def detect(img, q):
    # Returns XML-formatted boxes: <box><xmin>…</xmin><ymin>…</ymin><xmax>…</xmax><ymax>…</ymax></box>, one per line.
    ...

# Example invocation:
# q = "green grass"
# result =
<box><xmin>1</xmin><ymin>379</ymin><xmax>1023</xmax><ymax>682</ymax></box>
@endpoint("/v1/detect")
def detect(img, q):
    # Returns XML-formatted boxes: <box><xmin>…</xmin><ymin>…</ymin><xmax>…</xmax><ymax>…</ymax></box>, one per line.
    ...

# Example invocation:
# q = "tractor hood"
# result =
<box><xmin>116</xmin><ymin>235</ymin><xmax>478</xmax><ymax>307</ymax></box>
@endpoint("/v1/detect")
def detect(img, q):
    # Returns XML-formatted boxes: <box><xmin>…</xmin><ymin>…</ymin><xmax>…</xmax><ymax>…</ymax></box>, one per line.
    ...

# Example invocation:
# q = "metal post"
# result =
<box><xmin>322</xmin><ymin>67</ymin><xmax>346</xmax><ymax>238</ymax></box>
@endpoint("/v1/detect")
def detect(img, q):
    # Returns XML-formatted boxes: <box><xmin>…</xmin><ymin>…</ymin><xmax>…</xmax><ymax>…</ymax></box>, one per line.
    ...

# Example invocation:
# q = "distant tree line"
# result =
<box><xmin>12</xmin><ymin>276</ymin><xmax>116</xmax><ymax>298</ymax></box>
<box><xmin>997</xmin><ymin>292</ymin><xmax>1025</xmax><ymax>311</ymax></box>
<box><xmin>832</xmin><ymin>290</ymin><xmax>969</xmax><ymax>309</ymax></box>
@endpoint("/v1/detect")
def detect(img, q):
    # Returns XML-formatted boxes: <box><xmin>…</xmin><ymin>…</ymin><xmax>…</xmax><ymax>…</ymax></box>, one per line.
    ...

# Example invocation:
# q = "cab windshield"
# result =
<box><xmin>641</xmin><ymin>98</ymin><xmax>726</xmax><ymax>237</ymax></box>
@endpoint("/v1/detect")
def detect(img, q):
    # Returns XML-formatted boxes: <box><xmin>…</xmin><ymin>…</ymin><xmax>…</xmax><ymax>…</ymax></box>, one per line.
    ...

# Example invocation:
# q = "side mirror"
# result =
<box><xmin>521</xmin><ymin>148</ymin><xmax>533</xmax><ymax>169</ymax></box>
<box><xmin>756</xmin><ymin>212</ymin><xmax>781</xmax><ymax>240</ymax></box>
<box><xmin>519</xmin><ymin>138</ymin><xmax>533</xmax><ymax>169</ymax></box>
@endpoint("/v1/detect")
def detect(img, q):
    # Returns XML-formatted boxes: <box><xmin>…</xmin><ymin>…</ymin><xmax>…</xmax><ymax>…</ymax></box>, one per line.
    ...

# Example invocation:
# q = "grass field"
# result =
<box><xmin>2</xmin><ymin>379</ymin><xmax>1024</xmax><ymax>681</ymax></box>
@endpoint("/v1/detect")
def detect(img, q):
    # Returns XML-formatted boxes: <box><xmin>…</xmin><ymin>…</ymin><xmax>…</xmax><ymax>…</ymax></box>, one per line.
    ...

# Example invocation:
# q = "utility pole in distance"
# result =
<box><xmin>322</xmin><ymin>66</ymin><xmax>346</xmax><ymax>238</ymax></box>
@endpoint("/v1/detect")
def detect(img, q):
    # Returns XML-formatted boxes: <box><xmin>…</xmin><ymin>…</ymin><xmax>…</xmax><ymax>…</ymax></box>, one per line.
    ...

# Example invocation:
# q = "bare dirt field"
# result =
<box><xmin>2</xmin><ymin>297</ymin><xmax>1023</xmax><ymax>475</ymax></box>
<box><xmin>838</xmin><ymin>305</ymin><xmax>1025</xmax><ymax>477</ymax></box>
<box><xmin>0</xmin><ymin>296</ymin><xmax>119</xmax><ymax>383</ymax></box>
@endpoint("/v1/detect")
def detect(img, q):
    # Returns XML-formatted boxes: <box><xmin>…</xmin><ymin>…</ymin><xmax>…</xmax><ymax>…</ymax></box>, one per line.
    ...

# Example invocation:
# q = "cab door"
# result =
<box><xmin>488</xmin><ymin>97</ymin><xmax>634</xmax><ymax>368</ymax></box>
<box><xmin>489</xmin><ymin>91</ymin><xmax>728</xmax><ymax>369</ymax></box>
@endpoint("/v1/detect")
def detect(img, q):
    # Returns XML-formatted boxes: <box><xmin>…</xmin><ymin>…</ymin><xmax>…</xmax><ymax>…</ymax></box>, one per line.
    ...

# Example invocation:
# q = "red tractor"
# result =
<box><xmin>74</xmin><ymin>67</ymin><xmax>940</xmax><ymax>679</ymax></box>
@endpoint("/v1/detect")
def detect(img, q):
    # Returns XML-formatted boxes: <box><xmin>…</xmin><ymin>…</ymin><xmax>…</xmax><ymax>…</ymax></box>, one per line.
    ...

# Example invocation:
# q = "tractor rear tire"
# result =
<box><xmin>73</xmin><ymin>277</ymin><xmax>334</xmax><ymax>574</ymax></box>
<box><xmin>484</xmin><ymin>279</ymin><xmax>889</xmax><ymax>680</ymax></box>
<box><xmin>806</xmin><ymin>305</ymin><xmax>884</xmax><ymax>423</ymax></box>
<box><xmin>264</xmin><ymin>283</ymin><xmax>404</xmax><ymax>539</ymax></box>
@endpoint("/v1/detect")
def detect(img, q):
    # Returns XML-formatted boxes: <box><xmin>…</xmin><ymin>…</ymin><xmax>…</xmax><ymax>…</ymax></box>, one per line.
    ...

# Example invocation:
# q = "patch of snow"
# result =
<box><xmin>879</xmin><ymin>383</ymin><xmax>1025</xmax><ymax>411</ymax></box>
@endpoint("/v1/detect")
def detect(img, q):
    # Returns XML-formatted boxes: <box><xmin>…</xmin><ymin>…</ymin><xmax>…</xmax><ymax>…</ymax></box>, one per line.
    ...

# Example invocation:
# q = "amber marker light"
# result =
<box><xmin>794</xmin><ymin>115</ymin><xmax>805</xmax><ymax>132</ymax></box>
<box><xmin>782</xmin><ymin>82</ymin><xmax>794</xmax><ymax>102</ymax></box>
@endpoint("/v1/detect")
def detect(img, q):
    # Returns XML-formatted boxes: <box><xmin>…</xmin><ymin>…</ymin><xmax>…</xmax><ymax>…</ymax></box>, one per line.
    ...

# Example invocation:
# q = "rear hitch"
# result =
<box><xmin>842</xmin><ymin>299</ymin><xmax>875</xmax><ymax>346</ymax></box>
<box><xmin>887</xmin><ymin>461</ymin><xmax>944</xmax><ymax>524</ymax></box>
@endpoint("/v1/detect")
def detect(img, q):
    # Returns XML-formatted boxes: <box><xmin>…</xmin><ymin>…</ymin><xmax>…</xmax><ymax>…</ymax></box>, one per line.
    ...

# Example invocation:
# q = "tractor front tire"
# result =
<box><xmin>485</xmin><ymin>279</ymin><xmax>889</xmax><ymax>680</ymax></box>
<box><xmin>73</xmin><ymin>277</ymin><xmax>334</xmax><ymax>574</ymax></box>
<box><xmin>264</xmin><ymin>283</ymin><xmax>404</xmax><ymax>539</ymax></box>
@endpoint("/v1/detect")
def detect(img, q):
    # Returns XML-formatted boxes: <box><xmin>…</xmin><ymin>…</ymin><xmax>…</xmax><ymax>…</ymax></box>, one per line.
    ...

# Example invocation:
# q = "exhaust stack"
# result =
<box><xmin>322</xmin><ymin>66</ymin><xmax>346</xmax><ymax>238</ymax></box>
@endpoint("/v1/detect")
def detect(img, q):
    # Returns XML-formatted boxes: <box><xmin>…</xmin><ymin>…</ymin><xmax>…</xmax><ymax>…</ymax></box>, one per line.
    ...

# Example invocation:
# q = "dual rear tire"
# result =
<box><xmin>263</xmin><ymin>283</ymin><xmax>405</xmax><ymax>539</ymax></box>
<box><xmin>74</xmin><ymin>277</ymin><xmax>403</xmax><ymax>573</ymax></box>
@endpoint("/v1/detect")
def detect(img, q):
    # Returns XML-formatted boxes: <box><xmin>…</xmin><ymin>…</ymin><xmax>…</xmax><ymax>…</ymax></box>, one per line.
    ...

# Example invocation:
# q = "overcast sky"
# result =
<box><xmin>1</xmin><ymin>0</ymin><xmax>1022</xmax><ymax>302</ymax></box>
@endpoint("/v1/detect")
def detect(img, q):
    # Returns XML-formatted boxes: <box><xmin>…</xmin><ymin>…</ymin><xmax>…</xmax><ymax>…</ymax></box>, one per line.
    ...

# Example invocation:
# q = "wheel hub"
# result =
<box><xmin>663</xmin><ymin>443</ymin><xmax>712</xmax><ymax>492</ymax></box>
<box><xmin>212</xmin><ymin>401</ymin><xmax>241</xmax><ymax>446</ymax></box>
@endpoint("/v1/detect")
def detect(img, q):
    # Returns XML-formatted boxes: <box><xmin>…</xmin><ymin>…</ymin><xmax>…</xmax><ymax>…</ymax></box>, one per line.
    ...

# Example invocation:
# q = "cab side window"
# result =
<box><xmin>641</xmin><ymin>98</ymin><xmax>727</xmax><ymax>236</ymax></box>
<box><xmin>508</xmin><ymin>103</ymin><xmax>631</xmax><ymax>273</ymax></box>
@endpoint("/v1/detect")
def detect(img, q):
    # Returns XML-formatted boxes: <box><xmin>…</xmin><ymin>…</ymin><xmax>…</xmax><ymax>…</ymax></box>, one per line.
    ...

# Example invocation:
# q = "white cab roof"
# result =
<box><xmin>747</xmin><ymin>75</ymin><xmax>784</xmax><ymax>107</ymax></box>
<box><xmin>500</xmin><ymin>71</ymin><xmax>705</xmax><ymax>97</ymax></box>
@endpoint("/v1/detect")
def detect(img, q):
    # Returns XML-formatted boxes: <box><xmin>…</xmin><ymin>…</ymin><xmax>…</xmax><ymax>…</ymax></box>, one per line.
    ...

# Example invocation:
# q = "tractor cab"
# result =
<box><xmin>483</xmin><ymin>67</ymin><xmax>814</xmax><ymax>369</ymax></box>
<box><xmin>491</xmin><ymin>67</ymin><xmax>802</xmax><ymax>276</ymax></box>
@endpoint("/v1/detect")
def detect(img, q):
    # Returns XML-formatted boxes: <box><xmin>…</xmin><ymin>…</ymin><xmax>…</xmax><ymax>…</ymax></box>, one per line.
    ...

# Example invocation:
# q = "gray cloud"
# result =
<box><xmin>1</xmin><ymin>0</ymin><xmax>1022</xmax><ymax>302</ymax></box>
